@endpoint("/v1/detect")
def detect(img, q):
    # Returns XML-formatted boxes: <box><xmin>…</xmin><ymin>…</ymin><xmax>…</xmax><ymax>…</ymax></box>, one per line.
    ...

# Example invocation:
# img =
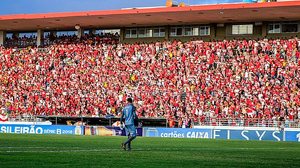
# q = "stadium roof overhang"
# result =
<box><xmin>1</xmin><ymin>1</ymin><xmax>300</xmax><ymax>32</ymax></box>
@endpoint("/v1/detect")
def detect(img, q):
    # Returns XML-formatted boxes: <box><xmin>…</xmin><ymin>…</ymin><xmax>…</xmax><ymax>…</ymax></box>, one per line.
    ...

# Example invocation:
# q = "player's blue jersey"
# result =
<box><xmin>121</xmin><ymin>103</ymin><xmax>136</xmax><ymax>126</ymax></box>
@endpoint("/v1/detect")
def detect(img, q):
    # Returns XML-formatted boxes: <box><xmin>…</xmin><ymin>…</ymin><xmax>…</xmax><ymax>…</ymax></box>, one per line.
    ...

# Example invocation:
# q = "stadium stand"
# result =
<box><xmin>1</xmin><ymin>34</ymin><xmax>300</xmax><ymax>127</ymax></box>
<box><xmin>1</xmin><ymin>1</ymin><xmax>300</xmax><ymax>128</ymax></box>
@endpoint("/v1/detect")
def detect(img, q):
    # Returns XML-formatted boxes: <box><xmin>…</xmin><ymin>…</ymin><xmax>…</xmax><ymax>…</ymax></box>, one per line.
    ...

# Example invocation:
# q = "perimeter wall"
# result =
<box><xmin>1</xmin><ymin>123</ymin><xmax>299</xmax><ymax>142</ymax></box>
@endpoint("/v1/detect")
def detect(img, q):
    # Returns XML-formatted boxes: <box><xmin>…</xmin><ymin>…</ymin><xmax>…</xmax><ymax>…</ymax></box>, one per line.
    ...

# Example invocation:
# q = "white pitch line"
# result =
<box><xmin>2</xmin><ymin>149</ymin><xmax>121</xmax><ymax>153</ymax></box>
<box><xmin>0</xmin><ymin>147</ymin><xmax>291</xmax><ymax>153</ymax></box>
<box><xmin>0</xmin><ymin>147</ymin><xmax>59</xmax><ymax>149</ymax></box>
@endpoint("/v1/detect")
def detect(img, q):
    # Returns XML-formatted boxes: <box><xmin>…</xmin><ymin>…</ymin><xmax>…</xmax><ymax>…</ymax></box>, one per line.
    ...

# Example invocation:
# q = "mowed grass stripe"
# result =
<box><xmin>0</xmin><ymin>134</ymin><xmax>300</xmax><ymax>168</ymax></box>
<box><xmin>0</xmin><ymin>147</ymin><xmax>296</xmax><ymax>152</ymax></box>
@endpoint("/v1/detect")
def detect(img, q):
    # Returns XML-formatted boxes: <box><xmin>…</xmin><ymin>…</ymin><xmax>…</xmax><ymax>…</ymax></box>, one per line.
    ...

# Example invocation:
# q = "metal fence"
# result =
<box><xmin>194</xmin><ymin>118</ymin><xmax>300</xmax><ymax>128</ymax></box>
<box><xmin>6</xmin><ymin>115</ymin><xmax>300</xmax><ymax>128</ymax></box>
<box><xmin>7</xmin><ymin>115</ymin><xmax>168</xmax><ymax>127</ymax></box>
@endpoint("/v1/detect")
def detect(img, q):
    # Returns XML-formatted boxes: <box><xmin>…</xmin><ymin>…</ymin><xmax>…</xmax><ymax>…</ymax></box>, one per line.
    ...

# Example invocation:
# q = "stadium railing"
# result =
<box><xmin>195</xmin><ymin>118</ymin><xmax>300</xmax><ymax>128</ymax></box>
<box><xmin>5</xmin><ymin>115</ymin><xmax>300</xmax><ymax>128</ymax></box>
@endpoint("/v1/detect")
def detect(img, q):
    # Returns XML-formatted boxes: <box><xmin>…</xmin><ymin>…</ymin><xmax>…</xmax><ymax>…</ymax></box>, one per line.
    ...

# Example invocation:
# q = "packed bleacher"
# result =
<box><xmin>1</xmin><ymin>34</ymin><xmax>300</xmax><ymax>127</ymax></box>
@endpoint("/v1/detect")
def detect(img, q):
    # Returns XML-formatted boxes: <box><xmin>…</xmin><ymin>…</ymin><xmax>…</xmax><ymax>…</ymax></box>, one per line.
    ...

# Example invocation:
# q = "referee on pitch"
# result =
<box><xmin>121</xmin><ymin>97</ymin><xmax>137</xmax><ymax>151</ymax></box>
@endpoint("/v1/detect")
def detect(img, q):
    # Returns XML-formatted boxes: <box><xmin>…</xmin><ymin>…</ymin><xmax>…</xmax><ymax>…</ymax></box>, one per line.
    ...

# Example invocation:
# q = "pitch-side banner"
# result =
<box><xmin>143</xmin><ymin>127</ymin><xmax>212</xmax><ymax>139</ymax></box>
<box><xmin>211</xmin><ymin>129</ymin><xmax>283</xmax><ymax>141</ymax></box>
<box><xmin>144</xmin><ymin>127</ymin><xmax>300</xmax><ymax>142</ymax></box>
<box><xmin>0</xmin><ymin>124</ymin><xmax>83</xmax><ymax>135</ymax></box>
<box><xmin>84</xmin><ymin>126</ymin><xmax>142</xmax><ymax>136</ymax></box>
<box><xmin>285</xmin><ymin>129</ymin><xmax>300</xmax><ymax>142</ymax></box>
<box><xmin>194</xmin><ymin>126</ymin><xmax>286</xmax><ymax>141</ymax></box>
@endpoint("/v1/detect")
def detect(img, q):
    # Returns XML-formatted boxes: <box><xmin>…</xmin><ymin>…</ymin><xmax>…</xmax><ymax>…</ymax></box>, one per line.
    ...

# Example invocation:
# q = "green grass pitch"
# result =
<box><xmin>0</xmin><ymin>134</ymin><xmax>300</xmax><ymax>168</ymax></box>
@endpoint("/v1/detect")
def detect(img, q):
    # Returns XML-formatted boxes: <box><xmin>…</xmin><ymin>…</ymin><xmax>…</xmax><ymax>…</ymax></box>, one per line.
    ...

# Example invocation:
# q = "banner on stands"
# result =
<box><xmin>0</xmin><ymin>124</ymin><xmax>83</xmax><ymax>135</ymax></box>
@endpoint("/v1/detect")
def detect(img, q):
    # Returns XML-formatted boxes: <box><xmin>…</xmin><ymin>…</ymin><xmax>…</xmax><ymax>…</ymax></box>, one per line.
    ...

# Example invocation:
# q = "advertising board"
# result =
<box><xmin>0</xmin><ymin>124</ymin><xmax>83</xmax><ymax>135</ymax></box>
<box><xmin>143</xmin><ymin>127</ymin><xmax>212</xmax><ymax>139</ymax></box>
<box><xmin>85</xmin><ymin>126</ymin><xmax>142</xmax><ymax>136</ymax></box>
<box><xmin>143</xmin><ymin>127</ymin><xmax>300</xmax><ymax>142</ymax></box>
<box><xmin>285</xmin><ymin>129</ymin><xmax>300</xmax><ymax>142</ymax></box>
<box><xmin>211</xmin><ymin>129</ymin><xmax>283</xmax><ymax>141</ymax></box>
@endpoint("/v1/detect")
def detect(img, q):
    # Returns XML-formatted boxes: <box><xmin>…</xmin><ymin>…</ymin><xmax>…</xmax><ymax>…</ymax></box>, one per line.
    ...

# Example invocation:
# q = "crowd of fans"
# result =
<box><xmin>5</xmin><ymin>36</ymin><xmax>37</xmax><ymax>48</ymax></box>
<box><xmin>1</xmin><ymin>34</ymin><xmax>300</xmax><ymax>127</ymax></box>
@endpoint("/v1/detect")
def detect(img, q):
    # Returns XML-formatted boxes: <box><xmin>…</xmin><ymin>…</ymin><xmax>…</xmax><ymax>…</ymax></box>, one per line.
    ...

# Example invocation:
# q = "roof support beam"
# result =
<box><xmin>37</xmin><ymin>29</ymin><xmax>44</xmax><ymax>47</ymax></box>
<box><xmin>0</xmin><ymin>31</ymin><xmax>6</xmax><ymax>46</ymax></box>
<box><xmin>77</xmin><ymin>28</ymin><xmax>84</xmax><ymax>39</ymax></box>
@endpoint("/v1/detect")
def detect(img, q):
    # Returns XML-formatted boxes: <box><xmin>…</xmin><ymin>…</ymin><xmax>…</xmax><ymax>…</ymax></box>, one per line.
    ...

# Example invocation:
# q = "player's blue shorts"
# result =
<box><xmin>125</xmin><ymin>124</ymin><xmax>136</xmax><ymax>137</ymax></box>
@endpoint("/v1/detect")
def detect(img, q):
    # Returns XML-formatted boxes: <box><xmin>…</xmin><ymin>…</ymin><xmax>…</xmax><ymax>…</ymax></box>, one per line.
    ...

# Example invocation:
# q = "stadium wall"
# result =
<box><xmin>225</xmin><ymin>24</ymin><xmax>263</xmax><ymax>39</ymax></box>
<box><xmin>121</xmin><ymin>22</ymin><xmax>300</xmax><ymax>43</ymax></box>
<box><xmin>267</xmin><ymin>32</ymin><xmax>300</xmax><ymax>38</ymax></box>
